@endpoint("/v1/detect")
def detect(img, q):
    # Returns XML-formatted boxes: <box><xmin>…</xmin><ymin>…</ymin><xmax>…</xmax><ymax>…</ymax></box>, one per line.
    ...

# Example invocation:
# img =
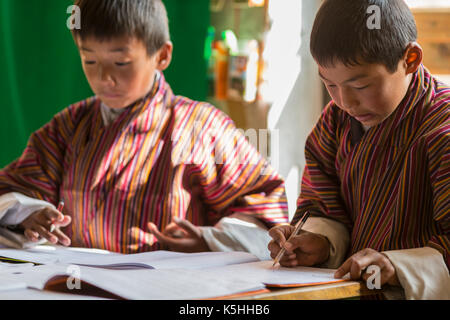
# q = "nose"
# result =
<box><xmin>337</xmin><ymin>87</ymin><xmax>359</xmax><ymax>114</ymax></box>
<box><xmin>98</xmin><ymin>64</ymin><xmax>116</xmax><ymax>87</ymax></box>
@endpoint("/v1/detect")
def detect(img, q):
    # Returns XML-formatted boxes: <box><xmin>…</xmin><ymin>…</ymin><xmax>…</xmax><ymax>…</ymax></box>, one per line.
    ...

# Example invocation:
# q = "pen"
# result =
<box><xmin>272</xmin><ymin>211</ymin><xmax>310</xmax><ymax>268</ymax></box>
<box><xmin>50</xmin><ymin>199</ymin><xmax>65</xmax><ymax>233</ymax></box>
<box><xmin>57</xmin><ymin>199</ymin><xmax>65</xmax><ymax>212</ymax></box>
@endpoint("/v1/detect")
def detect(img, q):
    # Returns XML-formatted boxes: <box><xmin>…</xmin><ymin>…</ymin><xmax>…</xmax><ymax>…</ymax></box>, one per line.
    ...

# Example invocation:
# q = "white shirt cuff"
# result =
<box><xmin>382</xmin><ymin>247</ymin><xmax>450</xmax><ymax>300</ymax></box>
<box><xmin>0</xmin><ymin>192</ymin><xmax>55</xmax><ymax>226</ymax></box>
<box><xmin>200</xmin><ymin>215</ymin><xmax>272</xmax><ymax>261</ymax></box>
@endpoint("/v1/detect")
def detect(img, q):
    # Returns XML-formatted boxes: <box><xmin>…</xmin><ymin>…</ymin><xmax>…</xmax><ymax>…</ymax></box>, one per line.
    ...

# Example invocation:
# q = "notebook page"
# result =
<box><xmin>205</xmin><ymin>260</ymin><xmax>346</xmax><ymax>287</ymax></box>
<box><xmin>0</xmin><ymin>246</ymin><xmax>182</xmax><ymax>268</ymax></box>
<box><xmin>0</xmin><ymin>247</ymin><xmax>259</xmax><ymax>269</ymax></box>
<box><xmin>148</xmin><ymin>251</ymin><xmax>260</xmax><ymax>269</ymax></box>
<box><xmin>0</xmin><ymin>275</ymin><xmax>27</xmax><ymax>291</ymax></box>
<box><xmin>45</xmin><ymin>266</ymin><xmax>266</xmax><ymax>300</ymax></box>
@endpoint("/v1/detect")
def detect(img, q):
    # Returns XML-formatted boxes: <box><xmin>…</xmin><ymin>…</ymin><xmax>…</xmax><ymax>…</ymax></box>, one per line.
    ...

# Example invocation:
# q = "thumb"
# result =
<box><xmin>148</xmin><ymin>222</ymin><xmax>174</xmax><ymax>246</ymax></box>
<box><xmin>55</xmin><ymin>215</ymin><xmax>72</xmax><ymax>227</ymax></box>
<box><xmin>268</xmin><ymin>226</ymin><xmax>288</xmax><ymax>247</ymax></box>
<box><xmin>284</xmin><ymin>234</ymin><xmax>305</xmax><ymax>252</ymax></box>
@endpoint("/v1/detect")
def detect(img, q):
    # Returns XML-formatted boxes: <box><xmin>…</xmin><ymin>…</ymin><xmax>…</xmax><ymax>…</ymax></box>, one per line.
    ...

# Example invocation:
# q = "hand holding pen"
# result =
<box><xmin>19</xmin><ymin>198</ymin><xmax>72</xmax><ymax>246</ymax></box>
<box><xmin>268</xmin><ymin>211</ymin><xmax>331</xmax><ymax>268</ymax></box>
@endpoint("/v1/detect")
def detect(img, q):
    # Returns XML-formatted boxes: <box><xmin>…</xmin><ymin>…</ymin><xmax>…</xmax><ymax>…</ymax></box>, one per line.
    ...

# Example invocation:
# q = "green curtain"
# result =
<box><xmin>163</xmin><ymin>0</ymin><xmax>209</xmax><ymax>101</ymax></box>
<box><xmin>0</xmin><ymin>0</ymin><xmax>92</xmax><ymax>167</ymax></box>
<box><xmin>0</xmin><ymin>0</ymin><xmax>209</xmax><ymax>168</ymax></box>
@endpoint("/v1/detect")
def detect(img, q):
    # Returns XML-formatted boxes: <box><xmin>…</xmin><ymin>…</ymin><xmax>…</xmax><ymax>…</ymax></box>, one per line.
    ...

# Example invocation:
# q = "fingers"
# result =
<box><xmin>52</xmin><ymin>228</ymin><xmax>71</xmax><ymax>246</ymax></box>
<box><xmin>35</xmin><ymin>225</ymin><xmax>59</xmax><ymax>244</ymax></box>
<box><xmin>268</xmin><ymin>230</ymin><xmax>331</xmax><ymax>268</ymax></box>
<box><xmin>41</xmin><ymin>208</ymin><xmax>65</xmax><ymax>224</ymax></box>
<box><xmin>24</xmin><ymin>229</ymin><xmax>40</xmax><ymax>242</ymax></box>
<box><xmin>173</xmin><ymin>218</ymin><xmax>202</xmax><ymax>238</ymax></box>
<box><xmin>55</xmin><ymin>215</ymin><xmax>72</xmax><ymax>228</ymax></box>
<box><xmin>148</xmin><ymin>222</ymin><xmax>178</xmax><ymax>248</ymax></box>
<box><xmin>334</xmin><ymin>249</ymin><xmax>397</xmax><ymax>286</ymax></box>
<box><xmin>335</xmin><ymin>249</ymin><xmax>373</xmax><ymax>279</ymax></box>
<box><xmin>268</xmin><ymin>225</ymin><xmax>290</xmax><ymax>247</ymax></box>
<box><xmin>128</xmin><ymin>227</ymin><xmax>157</xmax><ymax>246</ymax></box>
<box><xmin>22</xmin><ymin>208</ymin><xmax>72</xmax><ymax>246</ymax></box>
<box><xmin>163</xmin><ymin>223</ymin><xmax>186</xmax><ymax>238</ymax></box>
<box><xmin>147</xmin><ymin>221</ymin><xmax>209</xmax><ymax>252</ymax></box>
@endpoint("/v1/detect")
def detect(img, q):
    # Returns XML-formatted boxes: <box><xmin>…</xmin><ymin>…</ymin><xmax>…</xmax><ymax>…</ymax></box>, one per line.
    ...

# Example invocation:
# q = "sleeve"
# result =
<box><xmin>291</xmin><ymin>103</ymin><xmax>352</xmax><ymax>267</ymax></box>
<box><xmin>424</xmin><ymin>120</ymin><xmax>450</xmax><ymax>269</ymax></box>
<box><xmin>382</xmin><ymin>247</ymin><xmax>450</xmax><ymax>300</ymax></box>
<box><xmin>186</xmin><ymin>104</ymin><xmax>289</xmax><ymax>229</ymax></box>
<box><xmin>200</xmin><ymin>213</ymin><xmax>273</xmax><ymax>261</ymax></box>
<box><xmin>376</xmin><ymin>113</ymin><xmax>450</xmax><ymax>300</ymax></box>
<box><xmin>0</xmin><ymin>102</ymin><xmax>83</xmax><ymax>205</ymax></box>
<box><xmin>0</xmin><ymin>192</ymin><xmax>55</xmax><ymax>226</ymax></box>
<box><xmin>0</xmin><ymin>193</ymin><xmax>54</xmax><ymax>248</ymax></box>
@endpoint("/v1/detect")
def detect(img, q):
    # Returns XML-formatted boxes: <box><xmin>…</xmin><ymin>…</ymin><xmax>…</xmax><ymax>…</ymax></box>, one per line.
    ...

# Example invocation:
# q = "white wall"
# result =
<box><xmin>263</xmin><ymin>0</ymin><xmax>323</xmax><ymax>220</ymax></box>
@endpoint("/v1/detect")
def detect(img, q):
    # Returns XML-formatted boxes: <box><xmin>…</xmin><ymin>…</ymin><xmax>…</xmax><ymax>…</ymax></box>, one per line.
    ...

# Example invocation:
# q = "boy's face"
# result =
<box><xmin>77</xmin><ymin>36</ymin><xmax>167</xmax><ymax>109</ymax></box>
<box><xmin>318</xmin><ymin>60</ymin><xmax>413</xmax><ymax>129</ymax></box>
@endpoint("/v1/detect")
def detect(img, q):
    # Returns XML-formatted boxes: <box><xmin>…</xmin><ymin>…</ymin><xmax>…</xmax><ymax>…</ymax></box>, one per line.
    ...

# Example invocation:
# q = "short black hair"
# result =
<box><xmin>310</xmin><ymin>0</ymin><xmax>417</xmax><ymax>73</ymax></box>
<box><xmin>72</xmin><ymin>0</ymin><xmax>170</xmax><ymax>56</ymax></box>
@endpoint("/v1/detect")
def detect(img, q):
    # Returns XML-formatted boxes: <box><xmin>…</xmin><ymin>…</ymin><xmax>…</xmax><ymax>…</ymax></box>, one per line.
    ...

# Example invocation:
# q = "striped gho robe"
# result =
<box><xmin>293</xmin><ymin>64</ymin><xmax>449</xmax><ymax>269</ymax></box>
<box><xmin>0</xmin><ymin>73</ymin><xmax>288</xmax><ymax>253</ymax></box>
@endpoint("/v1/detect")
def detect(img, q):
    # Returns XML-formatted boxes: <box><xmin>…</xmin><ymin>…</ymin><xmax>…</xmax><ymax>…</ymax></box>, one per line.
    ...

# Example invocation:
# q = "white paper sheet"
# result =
<box><xmin>205</xmin><ymin>260</ymin><xmax>344</xmax><ymax>286</ymax></box>
<box><xmin>0</xmin><ymin>246</ymin><xmax>259</xmax><ymax>269</ymax></box>
<box><xmin>0</xmin><ymin>263</ymin><xmax>265</xmax><ymax>300</ymax></box>
<box><xmin>54</xmin><ymin>266</ymin><xmax>266</xmax><ymax>300</ymax></box>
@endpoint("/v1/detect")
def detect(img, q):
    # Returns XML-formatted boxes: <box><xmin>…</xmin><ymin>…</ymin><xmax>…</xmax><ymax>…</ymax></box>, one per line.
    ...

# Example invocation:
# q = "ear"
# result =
<box><xmin>402</xmin><ymin>42</ymin><xmax>423</xmax><ymax>75</ymax></box>
<box><xmin>155</xmin><ymin>41</ymin><xmax>173</xmax><ymax>71</ymax></box>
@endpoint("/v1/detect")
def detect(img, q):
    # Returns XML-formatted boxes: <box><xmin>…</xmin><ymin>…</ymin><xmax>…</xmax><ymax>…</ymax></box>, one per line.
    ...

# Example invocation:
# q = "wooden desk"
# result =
<box><xmin>235</xmin><ymin>281</ymin><xmax>383</xmax><ymax>300</ymax></box>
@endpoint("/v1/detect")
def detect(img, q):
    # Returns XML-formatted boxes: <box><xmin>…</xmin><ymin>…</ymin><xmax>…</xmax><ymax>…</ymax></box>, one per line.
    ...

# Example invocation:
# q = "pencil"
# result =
<box><xmin>50</xmin><ymin>199</ymin><xmax>65</xmax><ymax>233</ymax></box>
<box><xmin>272</xmin><ymin>211</ymin><xmax>311</xmax><ymax>268</ymax></box>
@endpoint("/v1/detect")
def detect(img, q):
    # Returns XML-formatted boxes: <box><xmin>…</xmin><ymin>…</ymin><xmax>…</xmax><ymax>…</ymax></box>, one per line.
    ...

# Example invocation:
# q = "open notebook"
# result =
<box><xmin>0</xmin><ymin>246</ymin><xmax>348</xmax><ymax>299</ymax></box>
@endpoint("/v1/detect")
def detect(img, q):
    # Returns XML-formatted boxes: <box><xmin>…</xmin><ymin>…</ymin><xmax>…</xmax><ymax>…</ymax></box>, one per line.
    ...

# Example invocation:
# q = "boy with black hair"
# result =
<box><xmin>0</xmin><ymin>0</ymin><xmax>288</xmax><ymax>259</ymax></box>
<box><xmin>268</xmin><ymin>0</ymin><xmax>449</xmax><ymax>299</ymax></box>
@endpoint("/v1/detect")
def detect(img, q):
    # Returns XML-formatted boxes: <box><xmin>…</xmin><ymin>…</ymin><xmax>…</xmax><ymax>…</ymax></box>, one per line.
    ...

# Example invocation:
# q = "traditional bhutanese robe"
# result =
<box><xmin>293</xmin><ymin>64</ymin><xmax>449</xmax><ymax>269</ymax></box>
<box><xmin>0</xmin><ymin>73</ymin><xmax>288</xmax><ymax>253</ymax></box>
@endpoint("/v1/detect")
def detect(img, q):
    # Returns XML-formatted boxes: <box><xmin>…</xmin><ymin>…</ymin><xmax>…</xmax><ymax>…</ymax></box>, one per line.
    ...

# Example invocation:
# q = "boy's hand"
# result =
<box><xmin>334</xmin><ymin>248</ymin><xmax>400</xmax><ymax>286</ymax></box>
<box><xmin>268</xmin><ymin>224</ymin><xmax>330</xmax><ymax>267</ymax></box>
<box><xmin>19</xmin><ymin>208</ymin><xmax>72</xmax><ymax>246</ymax></box>
<box><xmin>147</xmin><ymin>218</ymin><xmax>210</xmax><ymax>253</ymax></box>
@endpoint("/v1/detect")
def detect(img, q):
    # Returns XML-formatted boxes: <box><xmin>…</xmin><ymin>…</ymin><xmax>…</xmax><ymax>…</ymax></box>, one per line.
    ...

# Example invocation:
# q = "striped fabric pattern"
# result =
<box><xmin>293</xmin><ymin>65</ymin><xmax>450</xmax><ymax>268</ymax></box>
<box><xmin>0</xmin><ymin>73</ymin><xmax>288</xmax><ymax>253</ymax></box>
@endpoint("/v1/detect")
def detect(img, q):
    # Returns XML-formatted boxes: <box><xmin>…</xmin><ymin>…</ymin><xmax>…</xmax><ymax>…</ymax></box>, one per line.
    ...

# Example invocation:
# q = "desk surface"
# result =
<box><xmin>235</xmin><ymin>281</ymin><xmax>382</xmax><ymax>300</ymax></box>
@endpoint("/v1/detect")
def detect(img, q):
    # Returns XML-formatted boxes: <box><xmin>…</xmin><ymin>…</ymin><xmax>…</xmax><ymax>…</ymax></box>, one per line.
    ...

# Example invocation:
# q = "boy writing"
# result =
<box><xmin>268</xmin><ymin>0</ymin><xmax>449</xmax><ymax>299</ymax></box>
<box><xmin>0</xmin><ymin>0</ymin><xmax>288</xmax><ymax>258</ymax></box>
